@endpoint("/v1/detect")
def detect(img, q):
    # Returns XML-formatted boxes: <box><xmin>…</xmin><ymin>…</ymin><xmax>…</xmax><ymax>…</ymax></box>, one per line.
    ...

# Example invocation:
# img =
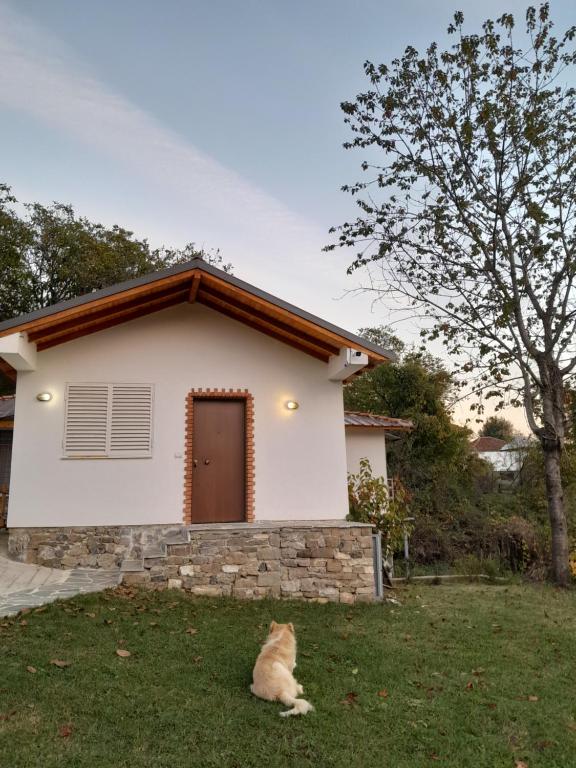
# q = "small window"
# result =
<box><xmin>63</xmin><ymin>383</ymin><xmax>154</xmax><ymax>458</ymax></box>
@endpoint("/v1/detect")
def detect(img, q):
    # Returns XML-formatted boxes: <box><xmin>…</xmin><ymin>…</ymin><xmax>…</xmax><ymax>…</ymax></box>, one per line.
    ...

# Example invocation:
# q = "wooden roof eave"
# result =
<box><xmin>0</xmin><ymin>263</ymin><xmax>393</xmax><ymax>365</ymax></box>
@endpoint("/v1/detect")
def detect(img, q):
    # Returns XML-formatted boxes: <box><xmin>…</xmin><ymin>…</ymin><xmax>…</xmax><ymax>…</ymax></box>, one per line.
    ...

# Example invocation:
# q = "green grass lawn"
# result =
<box><xmin>1</xmin><ymin>584</ymin><xmax>576</xmax><ymax>768</ymax></box>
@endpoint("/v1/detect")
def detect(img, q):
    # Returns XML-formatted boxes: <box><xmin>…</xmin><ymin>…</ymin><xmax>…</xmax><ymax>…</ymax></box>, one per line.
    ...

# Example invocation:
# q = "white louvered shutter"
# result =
<box><xmin>64</xmin><ymin>384</ymin><xmax>109</xmax><ymax>457</ymax></box>
<box><xmin>109</xmin><ymin>384</ymin><xmax>153</xmax><ymax>457</ymax></box>
<box><xmin>63</xmin><ymin>383</ymin><xmax>153</xmax><ymax>458</ymax></box>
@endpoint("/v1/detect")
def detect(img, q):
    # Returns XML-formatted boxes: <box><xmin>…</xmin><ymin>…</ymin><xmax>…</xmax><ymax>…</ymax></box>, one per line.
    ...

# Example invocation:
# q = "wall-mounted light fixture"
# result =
<box><xmin>36</xmin><ymin>392</ymin><xmax>53</xmax><ymax>402</ymax></box>
<box><xmin>285</xmin><ymin>400</ymin><xmax>299</xmax><ymax>411</ymax></box>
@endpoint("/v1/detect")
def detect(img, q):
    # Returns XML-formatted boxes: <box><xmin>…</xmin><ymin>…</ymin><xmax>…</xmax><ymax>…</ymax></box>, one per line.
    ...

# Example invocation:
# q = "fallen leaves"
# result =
<box><xmin>115</xmin><ymin>649</ymin><xmax>131</xmax><ymax>658</ymax></box>
<box><xmin>185</xmin><ymin>627</ymin><xmax>198</xmax><ymax>635</ymax></box>
<box><xmin>341</xmin><ymin>692</ymin><xmax>359</xmax><ymax>706</ymax></box>
<box><xmin>377</xmin><ymin>689</ymin><xmax>388</xmax><ymax>698</ymax></box>
<box><xmin>535</xmin><ymin>739</ymin><xmax>553</xmax><ymax>751</ymax></box>
<box><xmin>26</xmin><ymin>666</ymin><xmax>37</xmax><ymax>674</ymax></box>
<box><xmin>58</xmin><ymin>723</ymin><xmax>73</xmax><ymax>738</ymax></box>
<box><xmin>50</xmin><ymin>659</ymin><xmax>71</xmax><ymax>668</ymax></box>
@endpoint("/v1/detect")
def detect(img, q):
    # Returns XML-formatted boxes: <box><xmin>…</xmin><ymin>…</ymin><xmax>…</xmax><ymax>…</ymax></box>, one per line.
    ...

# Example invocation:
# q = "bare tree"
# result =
<box><xmin>328</xmin><ymin>4</ymin><xmax>576</xmax><ymax>583</ymax></box>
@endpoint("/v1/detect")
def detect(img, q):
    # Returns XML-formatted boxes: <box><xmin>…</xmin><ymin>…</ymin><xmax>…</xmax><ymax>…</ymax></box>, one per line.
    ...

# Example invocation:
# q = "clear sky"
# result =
<box><xmin>0</xmin><ymin>0</ymin><xmax>573</xmax><ymax>432</ymax></box>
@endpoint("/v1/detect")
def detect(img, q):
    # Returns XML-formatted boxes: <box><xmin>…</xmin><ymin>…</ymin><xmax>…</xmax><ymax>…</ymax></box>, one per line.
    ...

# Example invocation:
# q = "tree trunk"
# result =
<box><xmin>542</xmin><ymin>444</ymin><xmax>571</xmax><ymax>586</ymax></box>
<box><xmin>535</xmin><ymin>360</ymin><xmax>571</xmax><ymax>586</ymax></box>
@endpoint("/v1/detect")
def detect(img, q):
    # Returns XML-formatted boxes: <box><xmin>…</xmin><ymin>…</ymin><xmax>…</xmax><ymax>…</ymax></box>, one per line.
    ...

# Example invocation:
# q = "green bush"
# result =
<box><xmin>347</xmin><ymin>458</ymin><xmax>412</xmax><ymax>553</ymax></box>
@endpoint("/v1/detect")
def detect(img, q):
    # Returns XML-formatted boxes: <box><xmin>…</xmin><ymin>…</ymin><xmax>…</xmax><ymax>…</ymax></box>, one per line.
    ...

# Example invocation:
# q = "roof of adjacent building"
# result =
<box><xmin>0</xmin><ymin>258</ymin><xmax>395</xmax><ymax>367</ymax></box>
<box><xmin>0</xmin><ymin>395</ymin><xmax>15</xmax><ymax>421</ymax></box>
<box><xmin>470</xmin><ymin>436</ymin><xmax>507</xmax><ymax>453</ymax></box>
<box><xmin>344</xmin><ymin>411</ymin><xmax>413</xmax><ymax>431</ymax></box>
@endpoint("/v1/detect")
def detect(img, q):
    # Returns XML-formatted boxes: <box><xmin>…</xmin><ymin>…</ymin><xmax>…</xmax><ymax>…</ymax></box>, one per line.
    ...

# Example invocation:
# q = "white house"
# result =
<box><xmin>0</xmin><ymin>259</ymin><xmax>395</xmax><ymax>603</ymax></box>
<box><xmin>470</xmin><ymin>435</ymin><xmax>532</xmax><ymax>482</ymax></box>
<box><xmin>344</xmin><ymin>411</ymin><xmax>413</xmax><ymax>488</ymax></box>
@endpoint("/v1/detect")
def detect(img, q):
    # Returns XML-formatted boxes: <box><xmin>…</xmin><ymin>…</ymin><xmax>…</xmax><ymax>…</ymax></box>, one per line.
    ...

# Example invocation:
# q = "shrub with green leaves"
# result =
<box><xmin>347</xmin><ymin>458</ymin><xmax>412</xmax><ymax>553</ymax></box>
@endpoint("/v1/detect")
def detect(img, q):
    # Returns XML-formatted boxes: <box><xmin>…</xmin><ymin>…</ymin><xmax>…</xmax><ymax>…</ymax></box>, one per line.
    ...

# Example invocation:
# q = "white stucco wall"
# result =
<box><xmin>478</xmin><ymin>449</ymin><xmax>523</xmax><ymax>474</ymax></box>
<box><xmin>345</xmin><ymin>429</ymin><xmax>388</xmax><ymax>485</ymax></box>
<box><xmin>8</xmin><ymin>303</ymin><xmax>349</xmax><ymax>527</ymax></box>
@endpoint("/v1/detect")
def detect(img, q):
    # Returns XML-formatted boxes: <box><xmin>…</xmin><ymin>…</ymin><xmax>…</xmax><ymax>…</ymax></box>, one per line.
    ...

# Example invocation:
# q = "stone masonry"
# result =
<box><xmin>7</xmin><ymin>522</ymin><xmax>376</xmax><ymax>604</ymax></box>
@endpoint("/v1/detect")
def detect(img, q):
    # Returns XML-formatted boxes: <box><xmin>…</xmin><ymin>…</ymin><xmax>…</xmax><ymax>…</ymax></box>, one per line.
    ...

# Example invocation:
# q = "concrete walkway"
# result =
<box><xmin>0</xmin><ymin>534</ymin><xmax>121</xmax><ymax>617</ymax></box>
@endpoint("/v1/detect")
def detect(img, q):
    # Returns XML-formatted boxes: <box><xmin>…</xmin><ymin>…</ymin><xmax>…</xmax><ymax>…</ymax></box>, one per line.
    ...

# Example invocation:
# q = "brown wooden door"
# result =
<box><xmin>190</xmin><ymin>399</ymin><xmax>246</xmax><ymax>523</ymax></box>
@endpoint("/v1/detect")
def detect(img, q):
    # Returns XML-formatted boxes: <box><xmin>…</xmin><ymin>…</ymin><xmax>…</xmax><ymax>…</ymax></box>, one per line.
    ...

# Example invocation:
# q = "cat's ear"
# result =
<box><xmin>270</xmin><ymin>620</ymin><xmax>277</xmax><ymax>631</ymax></box>
<box><xmin>288</xmin><ymin>622</ymin><xmax>295</xmax><ymax>633</ymax></box>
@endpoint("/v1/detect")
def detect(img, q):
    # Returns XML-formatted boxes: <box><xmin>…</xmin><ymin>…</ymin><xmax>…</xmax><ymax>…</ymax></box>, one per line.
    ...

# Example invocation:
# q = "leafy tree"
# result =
<box><xmin>329</xmin><ymin>5</ymin><xmax>576</xmax><ymax>584</ymax></box>
<box><xmin>345</xmin><ymin>327</ymin><xmax>480</xmax><ymax>517</ymax></box>
<box><xmin>480</xmin><ymin>416</ymin><xmax>515</xmax><ymax>442</ymax></box>
<box><xmin>0</xmin><ymin>184</ymin><xmax>230</xmax><ymax>322</ymax></box>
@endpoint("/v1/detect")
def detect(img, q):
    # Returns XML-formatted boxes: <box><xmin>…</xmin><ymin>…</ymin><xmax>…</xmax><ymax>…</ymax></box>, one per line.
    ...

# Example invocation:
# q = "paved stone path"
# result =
<box><xmin>0</xmin><ymin>538</ymin><xmax>120</xmax><ymax>617</ymax></box>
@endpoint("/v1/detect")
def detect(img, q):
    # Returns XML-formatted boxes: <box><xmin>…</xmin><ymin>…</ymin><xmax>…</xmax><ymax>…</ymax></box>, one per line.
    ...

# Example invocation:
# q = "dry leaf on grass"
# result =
<box><xmin>58</xmin><ymin>724</ymin><xmax>73</xmax><ymax>738</ymax></box>
<box><xmin>115</xmin><ymin>649</ymin><xmax>131</xmax><ymax>658</ymax></box>
<box><xmin>26</xmin><ymin>666</ymin><xmax>37</xmax><ymax>674</ymax></box>
<box><xmin>527</xmin><ymin>695</ymin><xmax>539</xmax><ymax>702</ymax></box>
<box><xmin>50</xmin><ymin>659</ymin><xmax>71</xmax><ymax>668</ymax></box>
<box><xmin>377</xmin><ymin>689</ymin><xmax>388</xmax><ymax>698</ymax></box>
<box><xmin>341</xmin><ymin>691</ymin><xmax>359</xmax><ymax>705</ymax></box>
<box><xmin>185</xmin><ymin>627</ymin><xmax>198</xmax><ymax>635</ymax></box>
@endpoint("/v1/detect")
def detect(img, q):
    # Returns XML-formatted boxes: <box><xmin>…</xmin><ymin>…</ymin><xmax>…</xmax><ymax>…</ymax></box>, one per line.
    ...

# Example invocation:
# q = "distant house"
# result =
<box><xmin>470</xmin><ymin>434</ymin><xmax>532</xmax><ymax>484</ymax></box>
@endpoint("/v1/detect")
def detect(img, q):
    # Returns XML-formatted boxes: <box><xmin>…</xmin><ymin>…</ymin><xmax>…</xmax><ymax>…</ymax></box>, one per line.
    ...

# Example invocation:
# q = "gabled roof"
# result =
<box><xmin>470</xmin><ymin>436</ymin><xmax>507</xmax><ymax>453</ymax></box>
<box><xmin>344</xmin><ymin>411</ymin><xmax>413</xmax><ymax>431</ymax></box>
<box><xmin>0</xmin><ymin>258</ymin><xmax>394</xmax><ymax>365</ymax></box>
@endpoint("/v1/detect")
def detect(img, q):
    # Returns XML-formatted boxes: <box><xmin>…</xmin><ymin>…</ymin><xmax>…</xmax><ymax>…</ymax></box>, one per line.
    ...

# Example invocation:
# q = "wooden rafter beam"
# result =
<box><xmin>198</xmin><ymin>284</ymin><xmax>341</xmax><ymax>356</ymax></box>
<box><xmin>3</xmin><ymin>270</ymin><xmax>199</xmax><ymax>339</ymax></box>
<box><xmin>188</xmin><ymin>273</ymin><xmax>202</xmax><ymax>303</ymax></box>
<box><xmin>36</xmin><ymin>291</ymin><xmax>188</xmax><ymax>350</ymax></box>
<box><xmin>198</xmin><ymin>292</ymin><xmax>333</xmax><ymax>361</ymax></box>
<box><xmin>0</xmin><ymin>359</ymin><xmax>17</xmax><ymax>383</ymax></box>
<box><xmin>28</xmin><ymin>285</ymin><xmax>186</xmax><ymax>343</ymax></box>
<box><xmin>200</xmin><ymin>273</ymin><xmax>376</xmax><ymax>358</ymax></box>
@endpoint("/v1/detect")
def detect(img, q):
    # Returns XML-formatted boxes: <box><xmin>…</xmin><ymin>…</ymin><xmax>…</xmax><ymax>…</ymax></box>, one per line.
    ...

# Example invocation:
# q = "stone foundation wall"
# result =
<box><xmin>7</xmin><ymin>525</ymin><xmax>185</xmax><ymax>569</ymax></box>
<box><xmin>7</xmin><ymin>522</ymin><xmax>376</xmax><ymax>604</ymax></box>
